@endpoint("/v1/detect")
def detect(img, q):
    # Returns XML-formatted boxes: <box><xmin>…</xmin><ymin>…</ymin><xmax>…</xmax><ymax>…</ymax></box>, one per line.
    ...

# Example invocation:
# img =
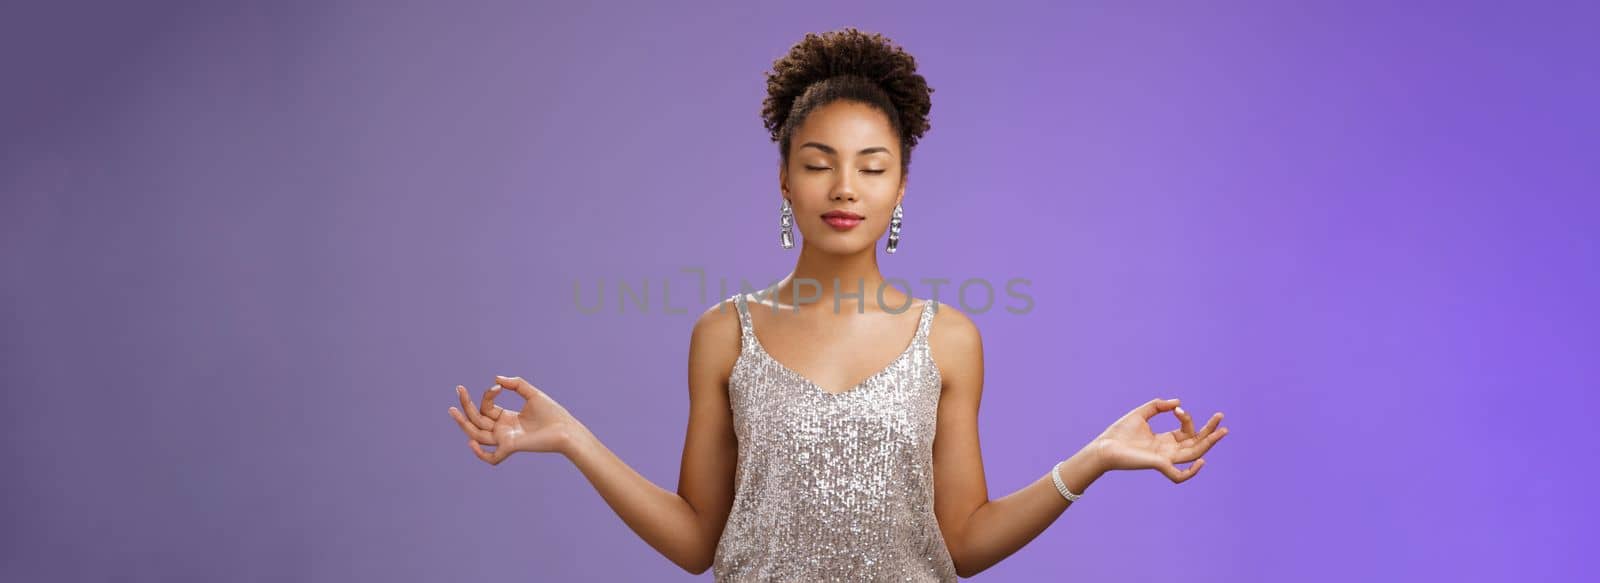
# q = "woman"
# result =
<box><xmin>447</xmin><ymin>27</ymin><xmax>1230</xmax><ymax>581</ymax></box>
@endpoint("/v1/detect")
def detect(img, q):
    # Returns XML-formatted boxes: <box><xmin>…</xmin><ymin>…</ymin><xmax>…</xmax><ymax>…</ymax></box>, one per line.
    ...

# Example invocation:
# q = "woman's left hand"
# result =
<box><xmin>1090</xmin><ymin>397</ymin><xmax>1229</xmax><ymax>483</ymax></box>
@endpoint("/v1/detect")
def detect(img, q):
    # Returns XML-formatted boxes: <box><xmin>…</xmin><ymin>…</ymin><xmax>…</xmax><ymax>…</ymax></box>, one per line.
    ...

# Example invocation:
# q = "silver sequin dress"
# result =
<box><xmin>712</xmin><ymin>293</ymin><xmax>960</xmax><ymax>582</ymax></box>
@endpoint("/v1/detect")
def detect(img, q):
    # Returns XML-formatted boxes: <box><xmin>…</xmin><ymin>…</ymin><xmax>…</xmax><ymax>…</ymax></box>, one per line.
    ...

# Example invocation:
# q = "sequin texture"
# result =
<box><xmin>712</xmin><ymin>293</ymin><xmax>958</xmax><ymax>582</ymax></box>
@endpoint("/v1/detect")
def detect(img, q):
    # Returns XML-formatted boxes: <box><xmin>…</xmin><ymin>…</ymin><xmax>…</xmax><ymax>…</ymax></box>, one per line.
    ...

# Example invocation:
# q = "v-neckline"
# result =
<box><xmin>742</xmin><ymin>298</ymin><xmax>930</xmax><ymax>398</ymax></box>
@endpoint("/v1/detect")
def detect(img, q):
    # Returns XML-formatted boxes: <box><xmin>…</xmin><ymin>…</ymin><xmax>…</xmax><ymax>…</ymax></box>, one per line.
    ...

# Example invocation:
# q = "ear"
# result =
<box><xmin>779</xmin><ymin>162</ymin><xmax>788</xmax><ymax>196</ymax></box>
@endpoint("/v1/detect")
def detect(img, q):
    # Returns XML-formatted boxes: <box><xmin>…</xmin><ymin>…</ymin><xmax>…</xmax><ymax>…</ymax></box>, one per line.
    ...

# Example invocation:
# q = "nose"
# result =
<box><xmin>830</xmin><ymin>177</ymin><xmax>858</xmax><ymax>202</ymax></box>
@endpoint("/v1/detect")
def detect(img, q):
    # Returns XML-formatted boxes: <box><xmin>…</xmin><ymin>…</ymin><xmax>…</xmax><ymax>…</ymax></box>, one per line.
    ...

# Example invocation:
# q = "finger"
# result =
<box><xmin>1178</xmin><ymin>426</ymin><xmax>1229</xmax><ymax>460</ymax></box>
<box><xmin>1191</xmin><ymin>412</ymin><xmax>1223</xmax><ymax>441</ymax></box>
<box><xmin>457</xmin><ymin>385</ymin><xmax>493</xmax><ymax>430</ymax></box>
<box><xmin>1175</xmin><ymin>406</ymin><xmax>1196</xmax><ymax>436</ymax></box>
<box><xmin>479</xmin><ymin>385</ymin><xmax>503</xmax><ymax>420</ymax></box>
<box><xmin>1178</xmin><ymin>412</ymin><xmax>1223</xmax><ymax>446</ymax></box>
<box><xmin>1138</xmin><ymin>397</ymin><xmax>1181</xmax><ymax>421</ymax></box>
<box><xmin>1159</xmin><ymin>458</ymin><xmax>1205</xmax><ymax>483</ymax></box>
<box><xmin>449</xmin><ymin>407</ymin><xmax>496</xmax><ymax>444</ymax></box>
<box><xmin>469</xmin><ymin>440</ymin><xmax>504</xmax><ymax>466</ymax></box>
<box><xmin>495</xmin><ymin>375</ymin><xmax>543</xmax><ymax>401</ymax></box>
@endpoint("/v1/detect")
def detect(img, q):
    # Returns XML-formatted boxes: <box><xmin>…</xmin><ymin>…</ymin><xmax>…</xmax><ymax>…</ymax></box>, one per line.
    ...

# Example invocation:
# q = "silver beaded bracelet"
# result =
<box><xmin>1051</xmin><ymin>460</ymin><xmax>1083</xmax><ymax>502</ymax></box>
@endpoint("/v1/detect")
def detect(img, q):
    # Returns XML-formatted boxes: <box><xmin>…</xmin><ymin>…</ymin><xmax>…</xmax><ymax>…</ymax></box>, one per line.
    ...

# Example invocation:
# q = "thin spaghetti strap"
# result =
<box><xmin>914</xmin><ymin>298</ymin><xmax>938</xmax><ymax>344</ymax></box>
<box><xmin>731</xmin><ymin>293</ymin><xmax>754</xmax><ymax>339</ymax></box>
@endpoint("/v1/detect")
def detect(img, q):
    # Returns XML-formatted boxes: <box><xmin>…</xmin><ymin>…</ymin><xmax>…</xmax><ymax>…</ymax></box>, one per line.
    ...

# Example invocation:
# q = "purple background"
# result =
<box><xmin>4</xmin><ymin>1</ymin><xmax>1596</xmax><ymax>581</ymax></box>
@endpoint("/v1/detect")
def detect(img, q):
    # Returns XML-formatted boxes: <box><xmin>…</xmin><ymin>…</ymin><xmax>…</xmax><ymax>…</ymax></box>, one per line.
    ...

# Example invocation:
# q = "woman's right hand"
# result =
<box><xmin>448</xmin><ymin>375</ymin><xmax>584</xmax><ymax>466</ymax></box>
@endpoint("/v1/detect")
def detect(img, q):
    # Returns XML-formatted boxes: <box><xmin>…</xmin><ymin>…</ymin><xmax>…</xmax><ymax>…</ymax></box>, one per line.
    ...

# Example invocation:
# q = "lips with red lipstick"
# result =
<box><xmin>821</xmin><ymin>210</ymin><xmax>864</xmax><ymax>230</ymax></box>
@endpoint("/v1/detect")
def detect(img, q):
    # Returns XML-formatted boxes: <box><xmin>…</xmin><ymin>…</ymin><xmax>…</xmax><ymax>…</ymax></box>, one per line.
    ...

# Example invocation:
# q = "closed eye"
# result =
<box><xmin>805</xmin><ymin>165</ymin><xmax>886</xmax><ymax>175</ymax></box>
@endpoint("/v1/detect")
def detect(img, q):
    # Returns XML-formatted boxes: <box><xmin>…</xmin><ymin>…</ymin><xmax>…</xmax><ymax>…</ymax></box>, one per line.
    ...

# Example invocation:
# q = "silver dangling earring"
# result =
<box><xmin>886</xmin><ymin>203</ymin><xmax>904</xmax><ymax>254</ymax></box>
<box><xmin>780</xmin><ymin>198</ymin><xmax>795</xmax><ymax>249</ymax></box>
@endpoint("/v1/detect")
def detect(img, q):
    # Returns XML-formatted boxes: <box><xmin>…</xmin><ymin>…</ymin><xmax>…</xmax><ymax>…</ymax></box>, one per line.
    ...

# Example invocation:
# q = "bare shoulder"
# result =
<box><xmin>688</xmin><ymin>296</ymin><xmax>744</xmax><ymax>385</ymax></box>
<box><xmin>927</xmin><ymin>299</ymin><xmax>983</xmax><ymax>383</ymax></box>
<box><xmin>693</xmin><ymin>295</ymin><xmax>741</xmax><ymax>337</ymax></box>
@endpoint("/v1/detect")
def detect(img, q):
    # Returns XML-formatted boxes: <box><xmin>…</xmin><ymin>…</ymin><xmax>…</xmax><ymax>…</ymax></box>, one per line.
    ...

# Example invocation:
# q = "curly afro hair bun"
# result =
<box><xmin>762</xmin><ymin>27</ymin><xmax>934</xmax><ymax>174</ymax></box>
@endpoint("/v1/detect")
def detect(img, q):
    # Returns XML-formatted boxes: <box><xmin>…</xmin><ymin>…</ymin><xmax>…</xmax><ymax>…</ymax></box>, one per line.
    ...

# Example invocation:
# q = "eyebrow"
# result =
<box><xmin>798</xmin><ymin>141</ymin><xmax>893</xmax><ymax>157</ymax></box>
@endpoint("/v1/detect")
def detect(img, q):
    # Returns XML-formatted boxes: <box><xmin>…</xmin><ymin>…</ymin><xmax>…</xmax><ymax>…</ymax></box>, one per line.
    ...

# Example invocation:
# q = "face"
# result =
<box><xmin>780</xmin><ymin>100</ymin><xmax>906</xmax><ymax>256</ymax></box>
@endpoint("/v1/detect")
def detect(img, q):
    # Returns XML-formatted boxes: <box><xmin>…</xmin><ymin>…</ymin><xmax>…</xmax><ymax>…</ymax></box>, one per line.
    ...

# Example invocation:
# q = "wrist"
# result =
<box><xmin>1049</xmin><ymin>444</ymin><xmax>1106</xmax><ymax>502</ymax></box>
<box><xmin>557</xmin><ymin>420</ymin><xmax>598</xmax><ymax>461</ymax></box>
<box><xmin>1078</xmin><ymin>440</ymin><xmax>1112</xmax><ymax>478</ymax></box>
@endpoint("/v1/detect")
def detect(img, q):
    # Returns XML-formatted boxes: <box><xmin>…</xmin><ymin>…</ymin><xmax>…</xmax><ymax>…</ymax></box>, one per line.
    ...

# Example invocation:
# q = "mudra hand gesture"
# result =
<box><xmin>1091</xmin><ymin>398</ymin><xmax>1229</xmax><ymax>483</ymax></box>
<box><xmin>447</xmin><ymin>375</ymin><xmax>582</xmax><ymax>466</ymax></box>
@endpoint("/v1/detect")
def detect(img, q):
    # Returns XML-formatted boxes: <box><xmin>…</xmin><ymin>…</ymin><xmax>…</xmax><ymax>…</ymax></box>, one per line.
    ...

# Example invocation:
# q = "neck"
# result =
<box><xmin>764</xmin><ymin>243</ymin><xmax>900</xmax><ymax>313</ymax></box>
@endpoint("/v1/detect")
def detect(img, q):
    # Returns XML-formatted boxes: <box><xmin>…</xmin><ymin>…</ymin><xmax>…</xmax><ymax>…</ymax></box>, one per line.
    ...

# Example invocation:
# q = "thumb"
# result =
<box><xmin>1137</xmin><ymin>397</ymin><xmax>1181</xmax><ymax>421</ymax></box>
<box><xmin>495</xmin><ymin>375</ymin><xmax>540</xmax><ymax>400</ymax></box>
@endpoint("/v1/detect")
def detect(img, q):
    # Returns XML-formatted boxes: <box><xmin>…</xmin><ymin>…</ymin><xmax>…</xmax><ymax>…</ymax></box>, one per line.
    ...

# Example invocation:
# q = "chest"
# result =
<box><xmin>726</xmin><ymin>343</ymin><xmax>943</xmax><ymax>450</ymax></box>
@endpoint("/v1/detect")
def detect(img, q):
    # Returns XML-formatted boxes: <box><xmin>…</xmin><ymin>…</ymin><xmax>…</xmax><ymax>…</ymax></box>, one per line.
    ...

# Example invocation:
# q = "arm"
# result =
<box><xmin>450</xmin><ymin>300</ymin><xmax>739</xmax><ymax>574</ymax></box>
<box><xmin>927</xmin><ymin>307</ymin><xmax>1229</xmax><ymax>578</ymax></box>
<box><xmin>928</xmin><ymin>305</ymin><xmax>1093</xmax><ymax>577</ymax></box>
<box><xmin>561</xmin><ymin>301</ymin><xmax>740</xmax><ymax>574</ymax></box>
